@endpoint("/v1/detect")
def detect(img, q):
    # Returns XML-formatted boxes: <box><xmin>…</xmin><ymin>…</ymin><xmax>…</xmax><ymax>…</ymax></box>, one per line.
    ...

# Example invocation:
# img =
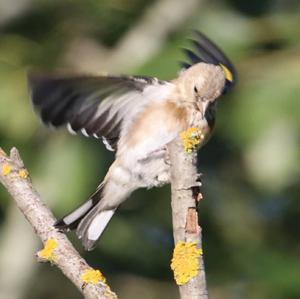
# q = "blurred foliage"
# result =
<box><xmin>0</xmin><ymin>0</ymin><xmax>300</xmax><ymax>298</ymax></box>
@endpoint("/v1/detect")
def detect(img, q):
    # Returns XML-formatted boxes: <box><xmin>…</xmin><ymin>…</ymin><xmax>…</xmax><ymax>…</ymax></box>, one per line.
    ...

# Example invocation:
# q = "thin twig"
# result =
<box><xmin>168</xmin><ymin>137</ymin><xmax>208</xmax><ymax>299</ymax></box>
<box><xmin>0</xmin><ymin>147</ymin><xmax>116</xmax><ymax>299</ymax></box>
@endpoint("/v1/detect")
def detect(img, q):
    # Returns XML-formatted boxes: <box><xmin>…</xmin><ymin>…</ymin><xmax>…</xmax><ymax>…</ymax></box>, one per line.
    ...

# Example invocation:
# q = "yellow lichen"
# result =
<box><xmin>170</xmin><ymin>241</ymin><xmax>203</xmax><ymax>285</ymax></box>
<box><xmin>18</xmin><ymin>169</ymin><xmax>28</xmax><ymax>179</ymax></box>
<box><xmin>37</xmin><ymin>238</ymin><xmax>58</xmax><ymax>262</ymax></box>
<box><xmin>81</xmin><ymin>269</ymin><xmax>106</xmax><ymax>284</ymax></box>
<box><xmin>2</xmin><ymin>164</ymin><xmax>12</xmax><ymax>176</ymax></box>
<box><xmin>81</xmin><ymin>269</ymin><xmax>118</xmax><ymax>298</ymax></box>
<box><xmin>180</xmin><ymin>127</ymin><xmax>205</xmax><ymax>153</ymax></box>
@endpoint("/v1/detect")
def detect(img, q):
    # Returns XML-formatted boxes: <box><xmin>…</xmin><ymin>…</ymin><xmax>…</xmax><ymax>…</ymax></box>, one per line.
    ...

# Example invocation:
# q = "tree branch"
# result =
<box><xmin>168</xmin><ymin>135</ymin><xmax>208</xmax><ymax>299</ymax></box>
<box><xmin>0</xmin><ymin>147</ymin><xmax>117</xmax><ymax>299</ymax></box>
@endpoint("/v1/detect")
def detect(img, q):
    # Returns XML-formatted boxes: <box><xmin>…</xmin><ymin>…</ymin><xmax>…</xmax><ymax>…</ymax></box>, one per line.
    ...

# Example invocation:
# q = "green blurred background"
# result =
<box><xmin>0</xmin><ymin>0</ymin><xmax>300</xmax><ymax>298</ymax></box>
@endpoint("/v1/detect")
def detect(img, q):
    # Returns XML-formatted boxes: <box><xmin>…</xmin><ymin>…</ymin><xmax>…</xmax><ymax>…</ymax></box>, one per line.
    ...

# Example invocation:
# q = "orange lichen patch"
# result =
<box><xmin>171</xmin><ymin>241</ymin><xmax>203</xmax><ymax>285</ymax></box>
<box><xmin>180</xmin><ymin>127</ymin><xmax>204</xmax><ymax>153</ymax></box>
<box><xmin>18</xmin><ymin>169</ymin><xmax>28</xmax><ymax>179</ymax></box>
<box><xmin>2</xmin><ymin>164</ymin><xmax>12</xmax><ymax>176</ymax></box>
<box><xmin>37</xmin><ymin>238</ymin><xmax>58</xmax><ymax>262</ymax></box>
<box><xmin>81</xmin><ymin>269</ymin><xmax>106</xmax><ymax>285</ymax></box>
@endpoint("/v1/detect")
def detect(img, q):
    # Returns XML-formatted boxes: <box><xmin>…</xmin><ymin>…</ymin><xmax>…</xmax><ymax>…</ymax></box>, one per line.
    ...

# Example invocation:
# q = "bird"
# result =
<box><xmin>28</xmin><ymin>31</ymin><xmax>237</xmax><ymax>251</ymax></box>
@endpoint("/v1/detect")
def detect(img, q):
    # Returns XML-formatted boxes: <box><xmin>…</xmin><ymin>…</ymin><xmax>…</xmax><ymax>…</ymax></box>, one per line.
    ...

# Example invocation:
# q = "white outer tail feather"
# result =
<box><xmin>87</xmin><ymin>209</ymin><xmax>116</xmax><ymax>241</ymax></box>
<box><xmin>63</xmin><ymin>199</ymin><xmax>94</xmax><ymax>225</ymax></box>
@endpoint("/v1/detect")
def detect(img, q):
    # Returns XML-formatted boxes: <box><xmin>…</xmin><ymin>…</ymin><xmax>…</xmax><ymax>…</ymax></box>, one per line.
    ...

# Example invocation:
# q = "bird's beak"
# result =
<box><xmin>200</xmin><ymin>101</ymin><xmax>209</xmax><ymax>119</ymax></box>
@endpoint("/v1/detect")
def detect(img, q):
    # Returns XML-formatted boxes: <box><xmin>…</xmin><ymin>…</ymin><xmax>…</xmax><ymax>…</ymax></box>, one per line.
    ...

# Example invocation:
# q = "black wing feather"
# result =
<box><xmin>179</xmin><ymin>61</ymin><xmax>192</xmax><ymax>69</ymax></box>
<box><xmin>182</xmin><ymin>30</ymin><xmax>237</xmax><ymax>91</ymax></box>
<box><xmin>183</xmin><ymin>48</ymin><xmax>204</xmax><ymax>64</ymax></box>
<box><xmin>193</xmin><ymin>31</ymin><xmax>237</xmax><ymax>82</ymax></box>
<box><xmin>28</xmin><ymin>74</ymin><xmax>162</xmax><ymax>151</ymax></box>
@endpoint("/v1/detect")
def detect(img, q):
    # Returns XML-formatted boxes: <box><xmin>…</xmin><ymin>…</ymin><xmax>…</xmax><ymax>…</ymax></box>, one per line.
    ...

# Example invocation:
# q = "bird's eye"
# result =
<box><xmin>194</xmin><ymin>86</ymin><xmax>198</xmax><ymax>93</ymax></box>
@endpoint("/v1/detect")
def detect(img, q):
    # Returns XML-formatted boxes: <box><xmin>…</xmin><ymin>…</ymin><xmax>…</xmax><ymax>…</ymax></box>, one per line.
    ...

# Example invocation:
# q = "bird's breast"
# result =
<box><xmin>123</xmin><ymin>101</ymin><xmax>188</xmax><ymax>148</ymax></box>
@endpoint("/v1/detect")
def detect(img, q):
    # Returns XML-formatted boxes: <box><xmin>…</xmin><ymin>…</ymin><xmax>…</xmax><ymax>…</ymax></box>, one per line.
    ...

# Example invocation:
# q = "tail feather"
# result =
<box><xmin>54</xmin><ymin>184</ymin><xmax>104</xmax><ymax>231</ymax></box>
<box><xmin>55</xmin><ymin>167</ymin><xmax>132</xmax><ymax>250</ymax></box>
<box><xmin>77</xmin><ymin>207</ymin><xmax>117</xmax><ymax>251</ymax></box>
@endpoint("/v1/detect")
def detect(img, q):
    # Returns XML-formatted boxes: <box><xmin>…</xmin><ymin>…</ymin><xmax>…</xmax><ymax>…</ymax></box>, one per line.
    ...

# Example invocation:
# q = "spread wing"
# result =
<box><xmin>28</xmin><ymin>74</ymin><xmax>172</xmax><ymax>151</ymax></box>
<box><xmin>181</xmin><ymin>30</ymin><xmax>237</xmax><ymax>93</ymax></box>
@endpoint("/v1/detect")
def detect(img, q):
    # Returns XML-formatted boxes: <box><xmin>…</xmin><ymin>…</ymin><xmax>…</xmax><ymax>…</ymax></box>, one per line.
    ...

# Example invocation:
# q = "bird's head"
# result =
<box><xmin>175</xmin><ymin>31</ymin><xmax>237</xmax><ymax>117</ymax></box>
<box><xmin>176</xmin><ymin>63</ymin><xmax>229</xmax><ymax>114</ymax></box>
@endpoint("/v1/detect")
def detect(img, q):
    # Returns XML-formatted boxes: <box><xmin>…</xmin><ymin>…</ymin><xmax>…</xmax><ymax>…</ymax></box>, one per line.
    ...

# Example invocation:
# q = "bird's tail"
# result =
<box><xmin>54</xmin><ymin>182</ymin><xmax>119</xmax><ymax>250</ymax></box>
<box><xmin>76</xmin><ymin>205</ymin><xmax>117</xmax><ymax>251</ymax></box>
<box><xmin>54</xmin><ymin>183</ymin><xmax>105</xmax><ymax>231</ymax></box>
<box><xmin>55</xmin><ymin>162</ymin><xmax>134</xmax><ymax>250</ymax></box>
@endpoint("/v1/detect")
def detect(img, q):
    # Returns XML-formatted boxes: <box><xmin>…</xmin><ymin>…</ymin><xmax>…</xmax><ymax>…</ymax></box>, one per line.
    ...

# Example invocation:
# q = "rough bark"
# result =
<box><xmin>168</xmin><ymin>138</ymin><xmax>208</xmax><ymax>299</ymax></box>
<box><xmin>0</xmin><ymin>147</ymin><xmax>116</xmax><ymax>299</ymax></box>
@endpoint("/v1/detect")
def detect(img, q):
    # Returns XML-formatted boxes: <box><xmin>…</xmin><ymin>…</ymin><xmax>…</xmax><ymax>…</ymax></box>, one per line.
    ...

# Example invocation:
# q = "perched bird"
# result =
<box><xmin>28</xmin><ymin>31</ymin><xmax>237</xmax><ymax>250</ymax></box>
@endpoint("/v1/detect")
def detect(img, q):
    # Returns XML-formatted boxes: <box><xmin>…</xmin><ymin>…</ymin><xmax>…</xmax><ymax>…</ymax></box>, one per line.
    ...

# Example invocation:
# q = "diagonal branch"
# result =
<box><xmin>168</xmin><ymin>135</ymin><xmax>208</xmax><ymax>299</ymax></box>
<box><xmin>0</xmin><ymin>147</ymin><xmax>117</xmax><ymax>299</ymax></box>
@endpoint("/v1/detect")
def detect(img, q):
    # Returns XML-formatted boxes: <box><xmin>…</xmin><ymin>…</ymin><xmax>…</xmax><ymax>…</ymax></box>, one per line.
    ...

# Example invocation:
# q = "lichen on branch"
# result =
<box><xmin>180</xmin><ymin>127</ymin><xmax>205</xmax><ymax>153</ymax></box>
<box><xmin>2</xmin><ymin>163</ymin><xmax>12</xmax><ymax>176</ymax></box>
<box><xmin>81</xmin><ymin>269</ymin><xmax>118</xmax><ymax>299</ymax></box>
<box><xmin>171</xmin><ymin>241</ymin><xmax>203</xmax><ymax>285</ymax></box>
<box><xmin>81</xmin><ymin>269</ymin><xmax>106</xmax><ymax>285</ymax></box>
<box><xmin>37</xmin><ymin>238</ymin><xmax>58</xmax><ymax>263</ymax></box>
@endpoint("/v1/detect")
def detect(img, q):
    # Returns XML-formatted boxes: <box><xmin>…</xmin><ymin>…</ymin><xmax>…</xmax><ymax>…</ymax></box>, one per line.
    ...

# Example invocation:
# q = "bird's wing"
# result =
<box><xmin>28</xmin><ymin>74</ymin><xmax>173</xmax><ymax>151</ymax></box>
<box><xmin>181</xmin><ymin>30</ymin><xmax>237</xmax><ymax>93</ymax></box>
